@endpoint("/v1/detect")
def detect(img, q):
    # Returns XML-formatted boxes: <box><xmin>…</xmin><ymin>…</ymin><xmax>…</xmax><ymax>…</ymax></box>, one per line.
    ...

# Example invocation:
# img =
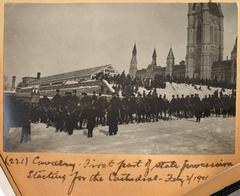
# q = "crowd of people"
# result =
<box><xmin>94</xmin><ymin>71</ymin><xmax>236</xmax><ymax>97</ymax></box>
<box><xmin>6</xmin><ymin>85</ymin><xmax>236</xmax><ymax>142</ymax></box>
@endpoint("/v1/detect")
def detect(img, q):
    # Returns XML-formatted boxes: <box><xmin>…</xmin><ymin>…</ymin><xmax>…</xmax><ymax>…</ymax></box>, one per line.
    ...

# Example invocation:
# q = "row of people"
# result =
<box><xmin>7</xmin><ymin>88</ymin><xmax>235</xmax><ymax>141</ymax></box>
<box><xmin>30</xmin><ymin>89</ymin><xmax>236</xmax><ymax>136</ymax></box>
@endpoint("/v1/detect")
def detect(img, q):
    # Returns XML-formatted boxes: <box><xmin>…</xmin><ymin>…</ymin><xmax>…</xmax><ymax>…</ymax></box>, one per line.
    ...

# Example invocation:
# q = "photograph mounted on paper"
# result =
<box><xmin>3</xmin><ymin>3</ymin><xmax>237</xmax><ymax>154</ymax></box>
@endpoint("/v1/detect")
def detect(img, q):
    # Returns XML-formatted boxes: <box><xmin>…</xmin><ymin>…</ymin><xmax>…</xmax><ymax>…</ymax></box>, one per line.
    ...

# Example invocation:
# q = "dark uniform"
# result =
<box><xmin>96</xmin><ymin>93</ymin><xmax>107</xmax><ymax>126</ymax></box>
<box><xmin>175</xmin><ymin>95</ymin><xmax>181</xmax><ymax>119</ymax></box>
<box><xmin>158</xmin><ymin>94</ymin><xmax>164</xmax><ymax>119</ymax></box>
<box><xmin>39</xmin><ymin>95</ymin><xmax>51</xmax><ymax>123</ymax></box>
<box><xmin>162</xmin><ymin>94</ymin><xmax>169</xmax><ymax>119</ymax></box>
<box><xmin>194</xmin><ymin>94</ymin><xmax>202</xmax><ymax>122</ymax></box>
<box><xmin>65</xmin><ymin>109</ymin><xmax>75</xmax><ymax>135</ymax></box>
<box><xmin>86</xmin><ymin>106</ymin><xmax>96</xmax><ymax>138</ymax></box>
<box><xmin>169</xmin><ymin>95</ymin><xmax>176</xmax><ymax>119</ymax></box>
<box><xmin>180</xmin><ymin>95</ymin><xmax>186</xmax><ymax>118</ymax></box>
<box><xmin>55</xmin><ymin>107</ymin><xmax>65</xmax><ymax>132</ymax></box>
<box><xmin>79</xmin><ymin>93</ymin><xmax>91</xmax><ymax>129</ymax></box>
<box><xmin>108</xmin><ymin>95</ymin><xmax>119</xmax><ymax>135</ymax></box>
<box><xmin>52</xmin><ymin>90</ymin><xmax>62</xmax><ymax>109</ymax></box>
<box><xmin>202</xmin><ymin>95</ymin><xmax>210</xmax><ymax>118</ymax></box>
<box><xmin>20</xmin><ymin>103</ymin><xmax>31</xmax><ymax>143</ymax></box>
<box><xmin>145</xmin><ymin>92</ymin><xmax>152</xmax><ymax>122</ymax></box>
<box><xmin>152</xmin><ymin>90</ymin><xmax>159</xmax><ymax>121</ymax></box>
<box><xmin>136</xmin><ymin>93</ymin><xmax>144</xmax><ymax>123</ymax></box>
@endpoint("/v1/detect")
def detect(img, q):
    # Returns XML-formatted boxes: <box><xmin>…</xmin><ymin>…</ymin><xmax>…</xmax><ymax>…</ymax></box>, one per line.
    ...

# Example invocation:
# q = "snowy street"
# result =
<box><xmin>7</xmin><ymin>117</ymin><xmax>235</xmax><ymax>154</ymax></box>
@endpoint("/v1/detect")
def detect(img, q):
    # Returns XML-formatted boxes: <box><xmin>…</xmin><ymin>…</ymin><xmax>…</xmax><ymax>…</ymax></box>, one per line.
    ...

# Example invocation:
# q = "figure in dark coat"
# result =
<box><xmin>108</xmin><ymin>95</ymin><xmax>119</xmax><ymax>136</ymax></box>
<box><xmin>20</xmin><ymin>103</ymin><xmax>31</xmax><ymax>143</ymax></box>
<box><xmin>55</xmin><ymin>107</ymin><xmax>65</xmax><ymax>132</ymax></box>
<box><xmin>86</xmin><ymin>107</ymin><xmax>96</xmax><ymax>138</ymax></box>
<box><xmin>136</xmin><ymin>93</ymin><xmax>144</xmax><ymax>123</ymax></box>
<box><xmin>65</xmin><ymin>109</ymin><xmax>75</xmax><ymax>135</ymax></box>
<box><xmin>96</xmin><ymin>93</ymin><xmax>107</xmax><ymax>126</ymax></box>
<box><xmin>52</xmin><ymin>89</ymin><xmax>62</xmax><ymax>109</ymax></box>
<box><xmin>194</xmin><ymin>94</ymin><xmax>202</xmax><ymax>122</ymax></box>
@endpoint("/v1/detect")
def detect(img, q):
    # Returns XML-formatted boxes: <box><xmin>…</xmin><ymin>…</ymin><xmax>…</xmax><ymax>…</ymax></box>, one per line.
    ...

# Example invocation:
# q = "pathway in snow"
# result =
<box><xmin>7</xmin><ymin>117</ymin><xmax>235</xmax><ymax>154</ymax></box>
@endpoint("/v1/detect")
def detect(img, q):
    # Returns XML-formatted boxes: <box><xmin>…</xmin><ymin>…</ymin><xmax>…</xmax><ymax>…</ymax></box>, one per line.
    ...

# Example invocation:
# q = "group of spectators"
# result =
<box><xmin>5</xmin><ymin>85</ymin><xmax>236</xmax><ymax>142</ymax></box>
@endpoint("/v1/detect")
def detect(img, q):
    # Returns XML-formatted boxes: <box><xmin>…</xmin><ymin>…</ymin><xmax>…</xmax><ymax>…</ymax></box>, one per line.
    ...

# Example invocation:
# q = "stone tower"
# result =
<box><xmin>129</xmin><ymin>43</ymin><xmax>138</xmax><ymax>78</ymax></box>
<box><xmin>185</xmin><ymin>3</ymin><xmax>224</xmax><ymax>79</ymax></box>
<box><xmin>231</xmin><ymin>37</ymin><xmax>237</xmax><ymax>84</ymax></box>
<box><xmin>166</xmin><ymin>47</ymin><xmax>175</xmax><ymax>77</ymax></box>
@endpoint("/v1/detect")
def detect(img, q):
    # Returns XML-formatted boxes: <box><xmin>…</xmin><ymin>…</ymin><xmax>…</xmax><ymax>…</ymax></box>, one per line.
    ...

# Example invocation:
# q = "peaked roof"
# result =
<box><xmin>132</xmin><ymin>43</ymin><xmax>137</xmax><ymax>55</ymax></box>
<box><xmin>167</xmin><ymin>47</ymin><xmax>175</xmax><ymax>59</ymax></box>
<box><xmin>28</xmin><ymin>64</ymin><xmax>113</xmax><ymax>85</ymax></box>
<box><xmin>152</xmin><ymin>48</ymin><xmax>157</xmax><ymax>58</ymax></box>
<box><xmin>131</xmin><ymin>44</ymin><xmax>137</xmax><ymax>65</ymax></box>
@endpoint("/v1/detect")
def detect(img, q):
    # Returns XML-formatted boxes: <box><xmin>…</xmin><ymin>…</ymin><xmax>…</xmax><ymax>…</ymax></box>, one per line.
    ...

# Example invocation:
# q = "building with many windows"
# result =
<box><xmin>129</xmin><ymin>3</ymin><xmax>237</xmax><ymax>85</ymax></box>
<box><xmin>17</xmin><ymin>64</ymin><xmax>118</xmax><ymax>97</ymax></box>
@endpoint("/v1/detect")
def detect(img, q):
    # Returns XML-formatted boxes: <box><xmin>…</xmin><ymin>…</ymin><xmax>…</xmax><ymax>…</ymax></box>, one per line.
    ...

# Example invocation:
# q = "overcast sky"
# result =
<box><xmin>4</xmin><ymin>3</ymin><xmax>237</xmax><ymax>82</ymax></box>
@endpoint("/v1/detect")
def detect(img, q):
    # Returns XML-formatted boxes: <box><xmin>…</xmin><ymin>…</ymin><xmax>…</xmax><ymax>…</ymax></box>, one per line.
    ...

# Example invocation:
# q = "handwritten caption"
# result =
<box><xmin>4</xmin><ymin>155</ymin><xmax>233</xmax><ymax>195</ymax></box>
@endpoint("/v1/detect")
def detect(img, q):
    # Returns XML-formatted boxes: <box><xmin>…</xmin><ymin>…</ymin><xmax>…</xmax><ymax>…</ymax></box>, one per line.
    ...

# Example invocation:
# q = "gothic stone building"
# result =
<box><xmin>212</xmin><ymin>38</ymin><xmax>237</xmax><ymax>84</ymax></box>
<box><xmin>129</xmin><ymin>44</ymin><xmax>186</xmax><ymax>80</ymax></box>
<box><xmin>129</xmin><ymin>3</ymin><xmax>237</xmax><ymax>85</ymax></box>
<box><xmin>186</xmin><ymin>3</ymin><xmax>224</xmax><ymax>80</ymax></box>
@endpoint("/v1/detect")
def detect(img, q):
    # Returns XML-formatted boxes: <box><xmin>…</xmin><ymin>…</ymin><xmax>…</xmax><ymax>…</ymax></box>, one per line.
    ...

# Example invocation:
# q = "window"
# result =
<box><xmin>210</xmin><ymin>26</ymin><xmax>213</xmax><ymax>43</ymax></box>
<box><xmin>197</xmin><ymin>22</ymin><xmax>202</xmax><ymax>43</ymax></box>
<box><xmin>215</xmin><ymin>29</ymin><xmax>219</xmax><ymax>44</ymax></box>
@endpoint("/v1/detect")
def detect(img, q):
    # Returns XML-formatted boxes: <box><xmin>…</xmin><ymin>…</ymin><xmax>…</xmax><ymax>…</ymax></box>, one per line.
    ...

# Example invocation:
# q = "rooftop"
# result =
<box><xmin>28</xmin><ymin>64</ymin><xmax>113</xmax><ymax>85</ymax></box>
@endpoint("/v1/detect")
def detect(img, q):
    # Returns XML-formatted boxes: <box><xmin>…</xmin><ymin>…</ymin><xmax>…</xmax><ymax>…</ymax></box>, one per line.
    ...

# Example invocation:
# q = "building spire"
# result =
<box><xmin>166</xmin><ymin>47</ymin><xmax>175</xmax><ymax>77</ymax></box>
<box><xmin>132</xmin><ymin>43</ymin><xmax>137</xmax><ymax>56</ymax></box>
<box><xmin>151</xmin><ymin>48</ymin><xmax>157</xmax><ymax>67</ymax></box>
<box><xmin>167</xmin><ymin>47</ymin><xmax>175</xmax><ymax>59</ymax></box>
<box><xmin>152</xmin><ymin>48</ymin><xmax>157</xmax><ymax>58</ymax></box>
<box><xmin>129</xmin><ymin>43</ymin><xmax>138</xmax><ymax>78</ymax></box>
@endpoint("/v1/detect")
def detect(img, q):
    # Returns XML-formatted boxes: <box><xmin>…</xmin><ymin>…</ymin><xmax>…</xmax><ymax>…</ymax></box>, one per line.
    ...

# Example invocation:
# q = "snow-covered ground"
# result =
<box><xmin>138</xmin><ymin>82</ymin><xmax>232</xmax><ymax>100</ymax></box>
<box><xmin>7</xmin><ymin>117</ymin><xmax>235</xmax><ymax>154</ymax></box>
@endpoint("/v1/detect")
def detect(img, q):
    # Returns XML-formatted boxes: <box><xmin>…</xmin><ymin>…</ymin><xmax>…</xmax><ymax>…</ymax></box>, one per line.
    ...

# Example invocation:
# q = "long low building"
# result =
<box><xmin>28</xmin><ymin>64</ymin><xmax>117</xmax><ymax>86</ymax></box>
<box><xmin>16</xmin><ymin>64</ymin><xmax>118</xmax><ymax>99</ymax></box>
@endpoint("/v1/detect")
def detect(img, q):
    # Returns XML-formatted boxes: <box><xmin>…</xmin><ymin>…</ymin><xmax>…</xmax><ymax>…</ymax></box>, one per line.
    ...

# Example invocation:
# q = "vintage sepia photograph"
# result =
<box><xmin>3</xmin><ymin>3</ymin><xmax>237</xmax><ymax>154</ymax></box>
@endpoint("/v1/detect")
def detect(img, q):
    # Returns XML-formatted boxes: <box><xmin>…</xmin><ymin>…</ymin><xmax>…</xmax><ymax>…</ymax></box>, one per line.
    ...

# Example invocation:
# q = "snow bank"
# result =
<box><xmin>138</xmin><ymin>82</ymin><xmax>232</xmax><ymax>100</ymax></box>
